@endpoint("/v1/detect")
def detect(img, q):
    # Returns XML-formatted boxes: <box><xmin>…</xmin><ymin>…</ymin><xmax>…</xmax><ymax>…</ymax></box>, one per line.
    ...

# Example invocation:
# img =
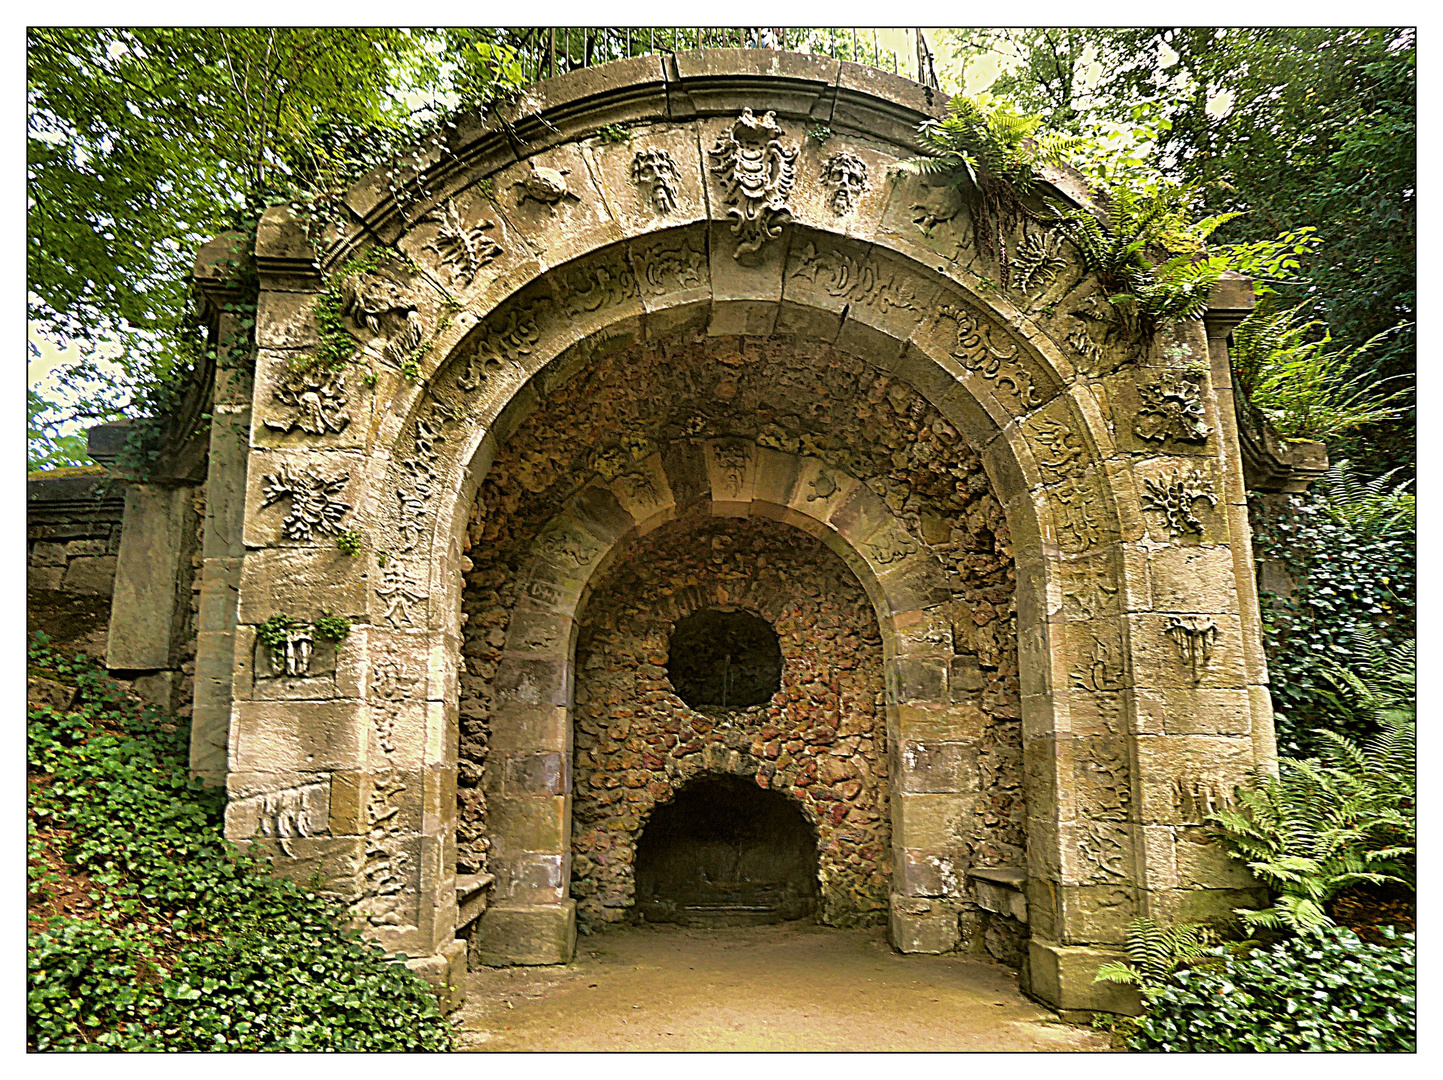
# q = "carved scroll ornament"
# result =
<box><xmin>709</xmin><ymin>108</ymin><xmax>799</xmax><ymax>257</ymax></box>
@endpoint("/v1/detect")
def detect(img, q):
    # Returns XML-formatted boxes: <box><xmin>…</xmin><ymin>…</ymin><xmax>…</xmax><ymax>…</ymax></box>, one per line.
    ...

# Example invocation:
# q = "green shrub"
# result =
<box><xmin>1121</xmin><ymin>927</ymin><xmax>1415</xmax><ymax>1052</ymax></box>
<box><xmin>1094</xmin><ymin>918</ymin><xmax>1218</xmax><ymax>1001</ymax></box>
<box><xmin>26</xmin><ymin>638</ymin><xmax>452</xmax><ymax>1051</ymax></box>
<box><xmin>1251</xmin><ymin>462</ymin><xmax>1414</xmax><ymax>754</ymax></box>
<box><xmin>1232</xmin><ymin>305</ymin><xmax>1408</xmax><ymax>441</ymax></box>
<box><xmin>1209</xmin><ymin>707</ymin><xmax>1414</xmax><ymax>933</ymax></box>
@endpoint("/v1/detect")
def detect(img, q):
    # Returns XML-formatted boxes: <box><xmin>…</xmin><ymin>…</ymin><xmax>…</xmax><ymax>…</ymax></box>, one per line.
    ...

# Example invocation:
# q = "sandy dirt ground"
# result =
<box><xmin>454</xmin><ymin>921</ymin><xmax>1110</xmax><ymax>1052</ymax></box>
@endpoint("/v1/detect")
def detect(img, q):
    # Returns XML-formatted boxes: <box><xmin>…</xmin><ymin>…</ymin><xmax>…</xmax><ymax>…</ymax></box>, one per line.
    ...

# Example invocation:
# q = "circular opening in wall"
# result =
<box><xmin>667</xmin><ymin>609</ymin><xmax>781</xmax><ymax>709</ymax></box>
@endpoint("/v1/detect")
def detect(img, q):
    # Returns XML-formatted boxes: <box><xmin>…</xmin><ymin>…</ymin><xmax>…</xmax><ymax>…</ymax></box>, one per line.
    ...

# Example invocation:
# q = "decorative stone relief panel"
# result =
<box><xmin>264</xmin><ymin>366</ymin><xmax>350</xmax><ymax>436</ymax></box>
<box><xmin>376</xmin><ymin>560</ymin><xmax>429</xmax><ymax>628</ymax></box>
<box><xmin>631</xmin><ymin>147</ymin><xmax>681</xmax><ymax>214</ymax></box>
<box><xmin>821</xmin><ymin>150</ymin><xmax>868</xmax><ymax>216</ymax></box>
<box><xmin>1134</xmin><ymin>373</ymin><xmax>1212</xmax><ymax>444</ymax></box>
<box><xmin>708</xmin><ymin>108</ymin><xmax>799</xmax><ymax>258</ymax></box>
<box><xmin>790</xmin><ymin>242</ymin><xmax>921</xmax><ymax>315</ymax></box>
<box><xmin>1141</xmin><ymin>468</ymin><xmax>1217</xmax><ymax>538</ymax></box>
<box><xmin>934</xmin><ymin>303</ymin><xmax>1043</xmax><ymax>412</ymax></box>
<box><xmin>424</xmin><ymin>197</ymin><xmax>504</xmax><ymax>285</ymax></box>
<box><xmin>1165</xmin><ymin>616</ymin><xmax>1219</xmax><ymax>683</ymax></box>
<box><xmin>261</xmin><ymin>463</ymin><xmax>351</xmax><ymax>542</ymax></box>
<box><xmin>1008</xmin><ymin>230</ymin><xmax>1068</xmax><ymax>296</ymax></box>
<box><xmin>340</xmin><ymin>269</ymin><xmax>424</xmax><ymax>366</ymax></box>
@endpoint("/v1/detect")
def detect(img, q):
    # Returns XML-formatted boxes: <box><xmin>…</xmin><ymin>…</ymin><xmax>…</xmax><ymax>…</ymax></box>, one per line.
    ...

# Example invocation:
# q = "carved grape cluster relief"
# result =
<box><xmin>709</xmin><ymin>108</ymin><xmax>798</xmax><ymax>258</ymax></box>
<box><xmin>1165</xmin><ymin>615</ymin><xmax>1219</xmax><ymax>682</ymax></box>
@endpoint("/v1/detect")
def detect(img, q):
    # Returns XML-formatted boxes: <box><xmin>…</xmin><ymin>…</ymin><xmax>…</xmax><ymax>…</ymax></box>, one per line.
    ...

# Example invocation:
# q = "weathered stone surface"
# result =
<box><xmin>164</xmin><ymin>51</ymin><xmax>1283</xmax><ymax>1016</ymax></box>
<box><xmin>473</xmin><ymin>900</ymin><xmax>577</xmax><ymax>966</ymax></box>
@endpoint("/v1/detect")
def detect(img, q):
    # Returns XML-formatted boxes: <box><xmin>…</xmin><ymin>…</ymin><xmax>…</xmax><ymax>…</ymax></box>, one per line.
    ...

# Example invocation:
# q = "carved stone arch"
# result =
<box><xmin>479</xmin><ymin>440</ymin><xmax>964</xmax><ymax>960</ymax></box>
<box><xmin>220</xmin><ymin>52</ymin><xmax>1277</xmax><ymax>1016</ymax></box>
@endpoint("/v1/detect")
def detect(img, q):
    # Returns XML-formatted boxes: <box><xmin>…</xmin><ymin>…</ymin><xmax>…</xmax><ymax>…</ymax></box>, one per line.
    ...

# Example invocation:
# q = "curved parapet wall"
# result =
<box><xmin>204</xmin><ymin>50</ymin><xmax>1274</xmax><ymax>1013</ymax></box>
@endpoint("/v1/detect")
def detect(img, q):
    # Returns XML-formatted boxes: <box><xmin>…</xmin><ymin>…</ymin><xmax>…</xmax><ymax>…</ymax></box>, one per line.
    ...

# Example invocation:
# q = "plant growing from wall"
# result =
<box><xmin>1057</xmin><ymin>181</ymin><xmax>1241</xmax><ymax>335</ymax></box>
<box><xmin>257</xmin><ymin>611</ymin><xmax>351</xmax><ymax>647</ymax></box>
<box><xmin>312</xmin><ymin>612</ymin><xmax>352</xmax><ymax>644</ymax></box>
<box><xmin>896</xmin><ymin>93</ymin><xmax>1085</xmax><ymax>274</ymax></box>
<box><xmin>335</xmin><ymin>529</ymin><xmax>363</xmax><ymax>556</ymax></box>
<box><xmin>255</xmin><ymin>613</ymin><xmax>298</xmax><ymax>652</ymax></box>
<box><xmin>1094</xmin><ymin>918</ymin><xmax>1219</xmax><ymax>1001</ymax></box>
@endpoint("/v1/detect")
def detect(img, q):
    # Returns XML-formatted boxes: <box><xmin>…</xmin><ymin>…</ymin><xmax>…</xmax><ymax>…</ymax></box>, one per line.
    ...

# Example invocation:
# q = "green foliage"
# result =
<box><xmin>1059</xmin><ymin>181</ymin><xmax>1239</xmax><ymax>333</ymax></box>
<box><xmin>1117</xmin><ymin>927</ymin><xmax>1414</xmax><ymax>1052</ymax></box>
<box><xmin>335</xmin><ymin>529</ymin><xmax>364</xmax><ymax>556</ymax></box>
<box><xmin>1251</xmin><ymin>463</ymin><xmax>1414</xmax><ymax>753</ymax></box>
<box><xmin>28</xmin><ymin>27</ymin><xmax>530</xmax><ymax>461</ymax></box>
<box><xmin>807</xmin><ymin>124</ymin><xmax>833</xmax><ymax>144</ymax></box>
<box><xmin>1208</xmin><ymin>701</ymin><xmax>1415</xmax><ymax>933</ymax></box>
<box><xmin>26</xmin><ymin>639</ymin><xmax>451</xmax><ymax>1051</ymax></box>
<box><xmin>254</xmin><ymin>613</ymin><xmax>296</xmax><ymax>652</ymax></box>
<box><xmin>28</xmin><ymin>388</ymin><xmax>104</xmax><ymax>469</ymax></box>
<box><xmin>950</xmin><ymin>27</ymin><xmax>1414</xmax><ymax>473</ymax></box>
<box><xmin>1094</xmin><ymin>918</ymin><xmax>1217</xmax><ymax>1001</ymax></box>
<box><xmin>1232</xmin><ymin>305</ymin><xmax>1408</xmax><ymax>442</ymax></box>
<box><xmin>897</xmin><ymin>93</ymin><xmax>1086</xmax><ymax>270</ymax></box>
<box><xmin>595</xmin><ymin>122</ymin><xmax>631</xmax><ymax>143</ymax></box>
<box><xmin>312</xmin><ymin>613</ymin><xmax>352</xmax><ymax>644</ymax></box>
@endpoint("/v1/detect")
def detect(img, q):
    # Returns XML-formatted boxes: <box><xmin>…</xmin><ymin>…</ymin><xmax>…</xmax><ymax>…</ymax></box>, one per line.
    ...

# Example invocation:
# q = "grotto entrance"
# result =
<box><xmin>634</xmin><ymin>773</ymin><xmax>819</xmax><ymax>928</ymax></box>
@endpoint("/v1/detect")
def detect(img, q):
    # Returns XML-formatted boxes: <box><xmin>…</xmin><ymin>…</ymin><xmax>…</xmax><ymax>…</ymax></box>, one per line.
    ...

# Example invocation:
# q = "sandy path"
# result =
<box><xmin>454</xmin><ymin>921</ymin><xmax>1110</xmax><ymax>1052</ymax></box>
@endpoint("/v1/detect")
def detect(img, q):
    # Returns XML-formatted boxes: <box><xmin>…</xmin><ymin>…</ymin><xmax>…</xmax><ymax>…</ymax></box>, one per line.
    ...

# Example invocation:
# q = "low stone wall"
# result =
<box><xmin>27</xmin><ymin>469</ymin><xmax>125</xmax><ymax>657</ymax></box>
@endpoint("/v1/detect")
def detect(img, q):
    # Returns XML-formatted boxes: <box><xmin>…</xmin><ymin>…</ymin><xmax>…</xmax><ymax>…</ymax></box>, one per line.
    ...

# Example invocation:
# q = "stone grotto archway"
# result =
<box><xmin>204</xmin><ymin>50</ymin><xmax>1276</xmax><ymax>1013</ymax></box>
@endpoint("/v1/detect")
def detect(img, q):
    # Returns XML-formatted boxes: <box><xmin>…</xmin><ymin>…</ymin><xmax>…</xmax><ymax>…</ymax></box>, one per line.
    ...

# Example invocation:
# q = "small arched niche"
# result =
<box><xmin>634</xmin><ymin>773</ymin><xmax>819</xmax><ymax>927</ymax></box>
<box><xmin>667</xmin><ymin>608</ymin><xmax>783</xmax><ymax>710</ymax></box>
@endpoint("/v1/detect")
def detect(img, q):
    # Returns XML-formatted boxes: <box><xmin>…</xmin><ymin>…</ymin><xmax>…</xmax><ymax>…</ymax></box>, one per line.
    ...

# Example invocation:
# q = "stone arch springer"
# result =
<box><xmin>219</xmin><ymin>51</ymin><xmax>1277</xmax><ymax>1014</ymax></box>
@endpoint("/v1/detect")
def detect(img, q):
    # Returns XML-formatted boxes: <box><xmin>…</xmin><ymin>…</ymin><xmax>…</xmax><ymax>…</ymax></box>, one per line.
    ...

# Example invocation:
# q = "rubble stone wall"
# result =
<box><xmin>570</xmin><ymin>513</ymin><xmax>889</xmax><ymax>932</ymax></box>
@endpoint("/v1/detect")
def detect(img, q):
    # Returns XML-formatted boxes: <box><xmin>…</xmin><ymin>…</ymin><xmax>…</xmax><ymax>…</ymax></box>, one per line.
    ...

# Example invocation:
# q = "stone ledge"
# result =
<box><xmin>455</xmin><ymin>871</ymin><xmax>496</xmax><ymax>931</ymax></box>
<box><xmin>969</xmin><ymin>866</ymin><xmax>1029</xmax><ymax>924</ymax></box>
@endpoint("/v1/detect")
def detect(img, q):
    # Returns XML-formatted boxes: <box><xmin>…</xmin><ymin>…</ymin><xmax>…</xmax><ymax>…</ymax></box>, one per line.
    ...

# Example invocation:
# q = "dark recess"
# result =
<box><xmin>666</xmin><ymin>608</ymin><xmax>781</xmax><ymax>708</ymax></box>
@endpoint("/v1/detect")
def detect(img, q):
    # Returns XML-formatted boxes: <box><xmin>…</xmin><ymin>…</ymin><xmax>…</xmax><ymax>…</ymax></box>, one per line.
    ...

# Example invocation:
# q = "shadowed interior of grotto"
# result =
<box><xmin>667</xmin><ymin>609</ymin><xmax>783</xmax><ymax>709</ymax></box>
<box><xmin>634</xmin><ymin>773</ymin><xmax>819</xmax><ymax>927</ymax></box>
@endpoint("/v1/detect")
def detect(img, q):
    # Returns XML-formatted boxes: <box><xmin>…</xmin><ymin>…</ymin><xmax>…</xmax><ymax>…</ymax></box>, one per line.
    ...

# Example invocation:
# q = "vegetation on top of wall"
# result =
<box><xmin>27</xmin><ymin>638</ymin><xmax>450</xmax><ymax>1051</ymax></box>
<box><xmin>896</xmin><ymin>92</ymin><xmax>1085</xmax><ymax>271</ymax></box>
<box><xmin>1231</xmin><ymin>304</ymin><xmax>1409</xmax><ymax>445</ymax></box>
<box><xmin>1250</xmin><ymin>461</ymin><xmax>1414</xmax><ymax>755</ymax></box>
